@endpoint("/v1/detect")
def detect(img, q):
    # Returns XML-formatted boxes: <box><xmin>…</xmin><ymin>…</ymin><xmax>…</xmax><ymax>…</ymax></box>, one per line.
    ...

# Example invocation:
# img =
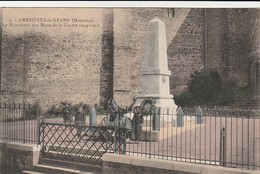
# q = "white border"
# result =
<box><xmin>0</xmin><ymin>1</ymin><xmax>259</xmax><ymax>8</ymax></box>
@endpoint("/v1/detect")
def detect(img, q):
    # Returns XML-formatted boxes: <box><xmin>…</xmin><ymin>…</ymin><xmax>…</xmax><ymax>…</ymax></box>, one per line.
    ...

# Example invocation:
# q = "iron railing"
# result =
<box><xmin>0</xmin><ymin>103</ymin><xmax>39</xmax><ymax>144</ymax></box>
<box><xmin>123</xmin><ymin>107</ymin><xmax>260</xmax><ymax>171</ymax></box>
<box><xmin>39</xmin><ymin>121</ymin><xmax>127</xmax><ymax>163</ymax></box>
<box><xmin>1</xmin><ymin>101</ymin><xmax>259</xmax><ymax>171</ymax></box>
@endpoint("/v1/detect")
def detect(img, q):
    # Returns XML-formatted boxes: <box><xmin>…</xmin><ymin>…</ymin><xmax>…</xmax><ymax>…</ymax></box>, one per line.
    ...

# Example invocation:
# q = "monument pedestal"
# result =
<box><xmin>135</xmin><ymin>97</ymin><xmax>177</xmax><ymax>111</ymax></box>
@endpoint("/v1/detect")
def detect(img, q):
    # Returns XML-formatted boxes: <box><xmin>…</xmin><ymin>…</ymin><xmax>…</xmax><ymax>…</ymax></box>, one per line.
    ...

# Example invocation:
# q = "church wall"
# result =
<box><xmin>0</xmin><ymin>8</ymin><xmax>258</xmax><ymax>110</ymax></box>
<box><xmin>1</xmin><ymin>8</ymin><xmax>103</xmax><ymax>109</ymax></box>
<box><xmin>225</xmin><ymin>9</ymin><xmax>260</xmax><ymax>86</ymax></box>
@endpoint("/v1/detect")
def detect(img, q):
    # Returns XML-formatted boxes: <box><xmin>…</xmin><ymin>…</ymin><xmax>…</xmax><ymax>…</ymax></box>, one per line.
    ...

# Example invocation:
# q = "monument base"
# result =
<box><xmin>135</xmin><ymin>96</ymin><xmax>178</xmax><ymax>125</ymax></box>
<box><xmin>135</xmin><ymin>96</ymin><xmax>177</xmax><ymax>111</ymax></box>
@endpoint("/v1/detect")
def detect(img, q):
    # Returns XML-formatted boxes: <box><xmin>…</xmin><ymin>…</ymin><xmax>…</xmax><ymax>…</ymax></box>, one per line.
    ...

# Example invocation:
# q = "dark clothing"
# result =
<box><xmin>63</xmin><ymin>107</ymin><xmax>72</xmax><ymax>124</ymax></box>
<box><xmin>74</xmin><ymin>112</ymin><xmax>85</xmax><ymax>124</ymax></box>
<box><xmin>132</xmin><ymin>113</ymin><xmax>143</xmax><ymax>141</ymax></box>
<box><xmin>74</xmin><ymin>111</ymin><xmax>85</xmax><ymax>138</ymax></box>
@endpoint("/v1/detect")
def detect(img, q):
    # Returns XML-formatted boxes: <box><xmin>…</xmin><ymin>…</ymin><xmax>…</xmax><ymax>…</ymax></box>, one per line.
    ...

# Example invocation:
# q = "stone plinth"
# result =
<box><xmin>0</xmin><ymin>141</ymin><xmax>41</xmax><ymax>173</ymax></box>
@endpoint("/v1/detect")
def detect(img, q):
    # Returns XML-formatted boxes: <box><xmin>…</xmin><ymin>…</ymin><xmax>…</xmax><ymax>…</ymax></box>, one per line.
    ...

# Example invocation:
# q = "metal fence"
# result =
<box><xmin>39</xmin><ymin>122</ymin><xmax>127</xmax><ymax>163</ymax></box>
<box><xmin>0</xmin><ymin>101</ymin><xmax>259</xmax><ymax>171</ymax></box>
<box><xmin>0</xmin><ymin>103</ymin><xmax>39</xmax><ymax>144</ymax></box>
<box><xmin>123</xmin><ymin>106</ymin><xmax>260</xmax><ymax>171</ymax></box>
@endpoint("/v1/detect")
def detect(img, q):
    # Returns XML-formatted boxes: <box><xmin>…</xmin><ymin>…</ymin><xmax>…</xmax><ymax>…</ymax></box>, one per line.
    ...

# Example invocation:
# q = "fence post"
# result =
<box><xmin>89</xmin><ymin>106</ymin><xmax>97</xmax><ymax>127</ymax></box>
<box><xmin>114</xmin><ymin>116</ymin><xmax>118</xmax><ymax>154</ymax></box>
<box><xmin>0</xmin><ymin>103</ymin><xmax>2</xmax><ymax>140</ymax></box>
<box><xmin>223</xmin><ymin>127</ymin><xmax>226</xmax><ymax>167</ymax></box>
<box><xmin>42</xmin><ymin>120</ymin><xmax>45</xmax><ymax>153</ymax></box>
<box><xmin>123</xmin><ymin>128</ymin><xmax>127</xmax><ymax>155</ymax></box>
<box><xmin>220</xmin><ymin>127</ymin><xmax>226</xmax><ymax>167</ymax></box>
<box><xmin>152</xmin><ymin>107</ymin><xmax>160</xmax><ymax>131</ymax></box>
<box><xmin>89</xmin><ymin>106</ymin><xmax>97</xmax><ymax>136</ymax></box>
<box><xmin>196</xmin><ymin>106</ymin><xmax>204</xmax><ymax>124</ymax></box>
<box><xmin>4</xmin><ymin>103</ymin><xmax>6</xmax><ymax>141</ymax></box>
<box><xmin>37</xmin><ymin>105</ymin><xmax>40</xmax><ymax>145</ymax></box>
<box><xmin>23</xmin><ymin>103</ymin><xmax>26</xmax><ymax>143</ymax></box>
<box><xmin>177</xmin><ymin>106</ymin><xmax>184</xmax><ymax>127</ymax></box>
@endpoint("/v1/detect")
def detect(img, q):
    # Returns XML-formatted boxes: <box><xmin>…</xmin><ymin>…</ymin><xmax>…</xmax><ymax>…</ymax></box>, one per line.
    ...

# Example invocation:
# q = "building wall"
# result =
<box><xmin>206</xmin><ymin>9</ymin><xmax>228</xmax><ymax>76</ymax></box>
<box><xmin>225</xmin><ymin>9</ymin><xmax>260</xmax><ymax>86</ymax></box>
<box><xmin>167</xmin><ymin>9</ymin><xmax>205</xmax><ymax>95</ymax></box>
<box><xmin>0</xmin><ymin>8</ymin><xmax>259</xmax><ymax>110</ymax></box>
<box><xmin>206</xmin><ymin>9</ymin><xmax>260</xmax><ymax>87</ymax></box>
<box><xmin>100</xmin><ymin>9</ymin><xmax>114</xmax><ymax>107</ymax></box>
<box><xmin>1</xmin><ymin>8</ymin><xmax>103</xmax><ymax>109</ymax></box>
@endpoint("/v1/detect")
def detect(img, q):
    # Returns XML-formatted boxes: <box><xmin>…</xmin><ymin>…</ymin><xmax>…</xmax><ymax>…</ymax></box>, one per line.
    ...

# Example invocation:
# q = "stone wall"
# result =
<box><xmin>0</xmin><ymin>8</ymin><xmax>259</xmax><ymax>109</ymax></box>
<box><xmin>167</xmin><ymin>9</ymin><xmax>204</xmax><ymax>95</ymax></box>
<box><xmin>0</xmin><ymin>141</ymin><xmax>41</xmax><ymax>173</ymax></box>
<box><xmin>1</xmin><ymin>8</ymin><xmax>103</xmax><ymax>109</ymax></box>
<box><xmin>206</xmin><ymin>9</ymin><xmax>228</xmax><ymax>77</ymax></box>
<box><xmin>102</xmin><ymin>154</ymin><xmax>258</xmax><ymax>174</ymax></box>
<box><xmin>206</xmin><ymin>9</ymin><xmax>260</xmax><ymax>87</ymax></box>
<box><xmin>225</xmin><ymin>9</ymin><xmax>260</xmax><ymax>86</ymax></box>
<box><xmin>100</xmin><ymin>9</ymin><xmax>114</xmax><ymax>107</ymax></box>
<box><xmin>103</xmin><ymin>162</ymin><xmax>178</xmax><ymax>174</ymax></box>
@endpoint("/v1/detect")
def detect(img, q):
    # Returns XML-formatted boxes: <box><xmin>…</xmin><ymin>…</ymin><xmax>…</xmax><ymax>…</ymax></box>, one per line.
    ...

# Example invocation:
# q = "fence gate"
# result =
<box><xmin>0</xmin><ymin>103</ymin><xmax>39</xmax><ymax>144</ymax></box>
<box><xmin>39</xmin><ymin>121</ymin><xmax>127</xmax><ymax>163</ymax></box>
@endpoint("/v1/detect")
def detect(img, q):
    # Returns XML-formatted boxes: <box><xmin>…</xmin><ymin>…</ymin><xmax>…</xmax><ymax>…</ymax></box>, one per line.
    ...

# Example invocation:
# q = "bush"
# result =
<box><xmin>188</xmin><ymin>69</ymin><xmax>221</xmax><ymax>105</ymax></box>
<box><xmin>24</xmin><ymin>102</ymin><xmax>42</xmax><ymax>120</ymax></box>
<box><xmin>45</xmin><ymin>102</ymin><xmax>107</xmax><ymax>118</ymax></box>
<box><xmin>95</xmin><ymin>105</ymin><xmax>106</xmax><ymax>115</ymax></box>
<box><xmin>175</xmin><ymin>68</ymin><xmax>253</xmax><ymax>107</ymax></box>
<box><xmin>174</xmin><ymin>92</ymin><xmax>194</xmax><ymax>107</ymax></box>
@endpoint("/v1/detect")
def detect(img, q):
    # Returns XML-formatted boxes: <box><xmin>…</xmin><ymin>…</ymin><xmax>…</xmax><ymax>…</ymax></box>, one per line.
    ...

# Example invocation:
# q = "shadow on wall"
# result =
<box><xmin>167</xmin><ymin>9</ymin><xmax>204</xmax><ymax>96</ymax></box>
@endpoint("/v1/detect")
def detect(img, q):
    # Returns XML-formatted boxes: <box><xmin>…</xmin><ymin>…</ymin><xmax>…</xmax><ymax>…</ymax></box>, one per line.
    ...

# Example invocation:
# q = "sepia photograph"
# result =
<box><xmin>0</xmin><ymin>2</ymin><xmax>259</xmax><ymax>174</ymax></box>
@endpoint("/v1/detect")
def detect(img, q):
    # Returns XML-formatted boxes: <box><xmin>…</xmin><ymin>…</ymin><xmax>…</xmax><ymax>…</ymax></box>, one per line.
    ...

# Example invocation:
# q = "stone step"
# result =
<box><xmin>39</xmin><ymin>157</ymin><xmax>102</xmax><ymax>174</ymax></box>
<box><xmin>33</xmin><ymin>164</ymin><xmax>85</xmax><ymax>174</ymax></box>
<box><xmin>43</xmin><ymin>150</ymin><xmax>103</xmax><ymax>163</ymax></box>
<box><xmin>22</xmin><ymin>171</ymin><xmax>45</xmax><ymax>174</ymax></box>
<box><xmin>47</xmin><ymin>144</ymin><xmax>105</xmax><ymax>157</ymax></box>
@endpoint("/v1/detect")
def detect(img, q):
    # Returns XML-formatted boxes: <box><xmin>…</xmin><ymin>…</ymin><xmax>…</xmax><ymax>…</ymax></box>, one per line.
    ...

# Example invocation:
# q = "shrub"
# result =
<box><xmin>174</xmin><ymin>92</ymin><xmax>194</xmax><ymax>107</ymax></box>
<box><xmin>188</xmin><ymin>69</ymin><xmax>221</xmax><ymax>105</ymax></box>
<box><xmin>175</xmin><ymin>68</ymin><xmax>253</xmax><ymax>106</ymax></box>
<box><xmin>24</xmin><ymin>102</ymin><xmax>42</xmax><ymax>120</ymax></box>
<box><xmin>45</xmin><ymin>102</ymin><xmax>107</xmax><ymax>118</ymax></box>
<box><xmin>95</xmin><ymin>105</ymin><xmax>106</xmax><ymax>115</ymax></box>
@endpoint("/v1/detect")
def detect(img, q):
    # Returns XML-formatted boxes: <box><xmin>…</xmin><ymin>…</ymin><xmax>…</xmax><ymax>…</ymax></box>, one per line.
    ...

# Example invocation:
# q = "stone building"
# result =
<box><xmin>0</xmin><ymin>8</ymin><xmax>259</xmax><ymax>109</ymax></box>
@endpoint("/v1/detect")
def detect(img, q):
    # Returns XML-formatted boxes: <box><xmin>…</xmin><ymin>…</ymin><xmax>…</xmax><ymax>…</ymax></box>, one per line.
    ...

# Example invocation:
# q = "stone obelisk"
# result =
<box><xmin>136</xmin><ymin>17</ymin><xmax>177</xmax><ymax>112</ymax></box>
